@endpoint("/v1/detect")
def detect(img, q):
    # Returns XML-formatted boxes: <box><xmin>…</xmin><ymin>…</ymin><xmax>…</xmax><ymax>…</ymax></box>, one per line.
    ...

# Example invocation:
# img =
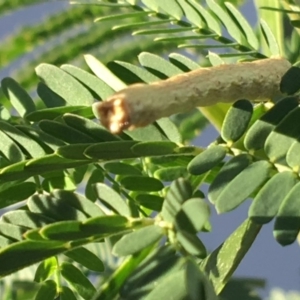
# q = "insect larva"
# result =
<box><xmin>92</xmin><ymin>57</ymin><xmax>291</xmax><ymax>134</ymax></box>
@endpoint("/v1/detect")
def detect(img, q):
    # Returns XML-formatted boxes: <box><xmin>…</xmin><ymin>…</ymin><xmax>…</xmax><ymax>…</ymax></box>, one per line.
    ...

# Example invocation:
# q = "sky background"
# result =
<box><xmin>0</xmin><ymin>1</ymin><xmax>299</xmax><ymax>298</ymax></box>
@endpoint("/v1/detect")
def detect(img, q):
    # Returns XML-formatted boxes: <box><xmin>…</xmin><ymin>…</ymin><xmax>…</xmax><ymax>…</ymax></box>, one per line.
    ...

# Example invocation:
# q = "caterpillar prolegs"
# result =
<box><xmin>92</xmin><ymin>57</ymin><xmax>291</xmax><ymax>134</ymax></box>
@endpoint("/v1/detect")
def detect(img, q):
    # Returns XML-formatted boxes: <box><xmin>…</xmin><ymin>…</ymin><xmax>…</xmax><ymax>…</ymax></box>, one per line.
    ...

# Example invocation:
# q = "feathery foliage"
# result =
<box><xmin>1</xmin><ymin>0</ymin><xmax>300</xmax><ymax>299</ymax></box>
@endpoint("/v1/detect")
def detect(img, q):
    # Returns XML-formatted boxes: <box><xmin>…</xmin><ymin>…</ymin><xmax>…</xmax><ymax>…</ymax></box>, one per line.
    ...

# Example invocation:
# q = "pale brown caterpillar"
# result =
<box><xmin>92</xmin><ymin>57</ymin><xmax>291</xmax><ymax>133</ymax></box>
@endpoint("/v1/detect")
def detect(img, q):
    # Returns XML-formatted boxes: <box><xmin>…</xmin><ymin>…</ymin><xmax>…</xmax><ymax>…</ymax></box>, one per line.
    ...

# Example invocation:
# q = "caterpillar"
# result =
<box><xmin>92</xmin><ymin>57</ymin><xmax>291</xmax><ymax>134</ymax></box>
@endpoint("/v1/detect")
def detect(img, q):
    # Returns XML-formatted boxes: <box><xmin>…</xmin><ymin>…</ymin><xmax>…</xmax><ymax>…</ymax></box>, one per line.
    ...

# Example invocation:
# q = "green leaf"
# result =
<box><xmin>84</xmin><ymin>54</ymin><xmax>126</xmax><ymax>91</ymax></box>
<box><xmin>40</xmin><ymin>220</ymin><xmax>85</xmax><ymax>241</ymax></box>
<box><xmin>61</xmin><ymin>64</ymin><xmax>115</xmax><ymax>100</ymax></box>
<box><xmin>37</xmin><ymin>82</ymin><xmax>66</xmax><ymax>108</ymax></box>
<box><xmin>216</xmin><ymin>161</ymin><xmax>272</xmax><ymax>213</ymax></box>
<box><xmin>34</xmin><ymin>257</ymin><xmax>57</xmax><ymax>283</ymax></box>
<box><xmin>124</xmin><ymin>124</ymin><xmax>165</xmax><ymax>142</ymax></box>
<box><xmin>0</xmin><ymin>222</ymin><xmax>27</xmax><ymax>241</ymax></box>
<box><xmin>244</xmin><ymin>97</ymin><xmax>299</xmax><ymax>151</ymax></box>
<box><xmin>108</xmin><ymin>60</ymin><xmax>159</xmax><ymax>84</ymax></box>
<box><xmin>63</xmin><ymin>113</ymin><xmax>119</xmax><ymax>142</ymax></box>
<box><xmin>280</xmin><ymin>66</ymin><xmax>300</xmax><ymax>95</ymax></box>
<box><xmin>56</xmin><ymin>144</ymin><xmax>93</xmax><ymax>160</ymax></box>
<box><xmin>113</xmin><ymin>225</ymin><xmax>163</xmax><ymax>256</ymax></box>
<box><xmin>161</xmin><ymin>178</ymin><xmax>193</xmax><ymax>223</ymax></box>
<box><xmin>85</xmin><ymin>168</ymin><xmax>105</xmax><ymax>202</ymax></box>
<box><xmin>156</xmin><ymin>0</ymin><xmax>183</xmax><ymax>19</ymax></box>
<box><xmin>188</xmin><ymin>0</ymin><xmax>221</xmax><ymax>35</ymax></box>
<box><xmin>35</xmin><ymin>63</ymin><xmax>94</xmax><ymax>106</ymax></box>
<box><xmin>131</xmin><ymin>141</ymin><xmax>177</xmax><ymax>156</ymax></box>
<box><xmin>175</xmin><ymin>198</ymin><xmax>210</xmax><ymax>233</ymax></box>
<box><xmin>207</xmin><ymin>51</ymin><xmax>225</xmax><ymax>66</ymax></box>
<box><xmin>1</xmin><ymin>210</ymin><xmax>54</xmax><ymax>229</ymax></box>
<box><xmin>94</xmin><ymin>183</ymin><xmax>130</xmax><ymax>216</ymax></box>
<box><xmin>27</xmin><ymin>194</ymin><xmax>87</xmax><ymax>221</ymax></box>
<box><xmin>64</xmin><ymin>247</ymin><xmax>104</xmax><ymax>272</ymax></box>
<box><xmin>135</xmin><ymin>194</ymin><xmax>164</xmax><ymax>211</ymax></box>
<box><xmin>208</xmin><ymin>154</ymin><xmax>252</xmax><ymax>204</ymax></box>
<box><xmin>120</xmin><ymin>246</ymin><xmax>181</xmax><ymax>300</ymax></box>
<box><xmin>34</xmin><ymin>280</ymin><xmax>57</xmax><ymax>300</ymax></box>
<box><xmin>264</xmin><ymin>106</ymin><xmax>300</xmax><ymax>164</ymax></box>
<box><xmin>25</xmin><ymin>106</ymin><xmax>93</xmax><ymax>122</ymax></box>
<box><xmin>177</xmin><ymin>0</ymin><xmax>203</xmax><ymax>27</ymax></box>
<box><xmin>0</xmin><ymin>240</ymin><xmax>66</xmax><ymax>277</ymax></box>
<box><xmin>156</xmin><ymin>118</ymin><xmax>182</xmax><ymax>144</ymax></box>
<box><xmin>95</xmin><ymin>11</ymin><xmax>150</xmax><ymax>22</ymax></box>
<box><xmin>42</xmin><ymin>173</ymin><xmax>77</xmax><ymax>192</ymax></box>
<box><xmin>273</xmin><ymin>182</ymin><xmax>300</xmax><ymax>245</ymax></box>
<box><xmin>1</xmin><ymin>77</ymin><xmax>36</xmax><ymax>117</ymax></box>
<box><xmin>206</xmin><ymin>0</ymin><xmax>242</xmax><ymax>44</ymax></box>
<box><xmin>104</xmin><ymin>162</ymin><xmax>141</xmax><ymax>175</ymax></box>
<box><xmin>84</xmin><ymin>141</ymin><xmax>138</xmax><ymax>160</ymax></box>
<box><xmin>154</xmin><ymin>166</ymin><xmax>188</xmax><ymax>181</ymax></box>
<box><xmin>188</xmin><ymin>145</ymin><xmax>227</xmax><ymax>175</ymax></box>
<box><xmin>51</xmin><ymin>190</ymin><xmax>105</xmax><ymax>217</ymax></box>
<box><xmin>61</xmin><ymin>262</ymin><xmax>96</xmax><ymax>300</ymax></box>
<box><xmin>25</xmin><ymin>154</ymin><xmax>89</xmax><ymax>174</ymax></box>
<box><xmin>16</xmin><ymin>125</ymin><xmax>65</xmax><ymax>152</ymax></box>
<box><xmin>287</xmin><ymin>139</ymin><xmax>300</xmax><ymax>169</ymax></box>
<box><xmin>176</xmin><ymin>231</ymin><xmax>206</xmax><ymax>258</ymax></box>
<box><xmin>0</xmin><ymin>120</ymin><xmax>46</xmax><ymax>158</ymax></box>
<box><xmin>83</xmin><ymin>215</ymin><xmax>132</xmax><ymax>236</ymax></box>
<box><xmin>224</xmin><ymin>2</ymin><xmax>259</xmax><ymax>50</ymax></box>
<box><xmin>60</xmin><ymin>286</ymin><xmax>77</xmax><ymax>300</ymax></box>
<box><xmin>0</xmin><ymin>181</ymin><xmax>36</xmax><ymax>209</ymax></box>
<box><xmin>120</xmin><ymin>176</ymin><xmax>164</xmax><ymax>192</ymax></box>
<box><xmin>39</xmin><ymin>120</ymin><xmax>96</xmax><ymax>144</ymax></box>
<box><xmin>260</xmin><ymin>19</ymin><xmax>280</xmax><ymax>56</ymax></box>
<box><xmin>249</xmin><ymin>171</ymin><xmax>297</xmax><ymax>224</ymax></box>
<box><xmin>169</xmin><ymin>52</ymin><xmax>200</xmax><ymax>71</ymax></box>
<box><xmin>138</xmin><ymin>52</ymin><xmax>183</xmax><ymax>78</ymax></box>
<box><xmin>201</xmin><ymin>219</ymin><xmax>261</xmax><ymax>294</ymax></box>
<box><xmin>145</xmin><ymin>269</ymin><xmax>187</xmax><ymax>300</ymax></box>
<box><xmin>0</xmin><ymin>129</ymin><xmax>25</xmax><ymax>163</ymax></box>
<box><xmin>221</xmin><ymin>100</ymin><xmax>253</xmax><ymax>143</ymax></box>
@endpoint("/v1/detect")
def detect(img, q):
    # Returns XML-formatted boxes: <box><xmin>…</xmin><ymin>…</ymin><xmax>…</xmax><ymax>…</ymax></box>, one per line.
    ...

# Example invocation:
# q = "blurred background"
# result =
<box><xmin>0</xmin><ymin>1</ymin><xmax>299</xmax><ymax>299</ymax></box>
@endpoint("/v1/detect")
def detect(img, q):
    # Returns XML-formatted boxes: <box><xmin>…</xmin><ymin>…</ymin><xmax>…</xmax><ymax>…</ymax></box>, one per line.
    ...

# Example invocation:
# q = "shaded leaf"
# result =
<box><xmin>249</xmin><ymin>171</ymin><xmax>297</xmax><ymax>224</ymax></box>
<box><xmin>94</xmin><ymin>183</ymin><xmax>130</xmax><ymax>216</ymax></box>
<box><xmin>61</xmin><ymin>64</ymin><xmax>115</xmax><ymax>99</ymax></box>
<box><xmin>26</xmin><ymin>106</ymin><xmax>93</xmax><ymax>122</ymax></box>
<box><xmin>221</xmin><ymin>99</ymin><xmax>253</xmax><ymax>143</ymax></box>
<box><xmin>201</xmin><ymin>219</ymin><xmax>261</xmax><ymax>294</ymax></box>
<box><xmin>188</xmin><ymin>145</ymin><xmax>227</xmax><ymax>175</ymax></box>
<box><xmin>34</xmin><ymin>257</ymin><xmax>57</xmax><ymax>283</ymax></box>
<box><xmin>273</xmin><ymin>182</ymin><xmax>300</xmax><ymax>245</ymax></box>
<box><xmin>113</xmin><ymin>225</ymin><xmax>163</xmax><ymax>256</ymax></box>
<box><xmin>61</xmin><ymin>262</ymin><xmax>96</xmax><ymax>300</ymax></box>
<box><xmin>175</xmin><ymin>198</ymin><xmax>210</xmax><ymax>233</ymax></box>
<box><xmin>131</xmin><ymin>141</ymin><xmax>177</xmax><ymax>156</ymax></box>
<box><xmin>36</xmin><ymin>63</ymin><xmax>94</xmax><ymax>105</ymax></box>
<box><xmin>120</xmin><ymin>176</ymin><xmax>164</xmax><ymax>192</ymax></box>
<box><xmin>85</xmin><ymin>141</ymin><xmax>138</xmax><ymax>160</ymax></box>
<box><xmin>34</xmin><ymin>280</ymin><xmax>57</xmax><ymax>300</ymax></box>
<box><xmin>39</xmin><ymin>120</ymin><xmax>96</xmax><ymax>144</ymax></box>
<box><xmin>65</xmin><ymin>247</ymin><xmax>104</xmax><ymax>272</ymax></box>
<box><xmin>208</xmin><ymin>154</ymin><xmax>252</xmax><ymax>204</ymax></box>
<box><xmin>0</xmin><ymin>240</ymin><xmax>66</xmax><ymax>277</ymax></box>
<box><xmin>244</xmin><ymin>97</ymin><xmax>299</xmax><ymax>151</ymax></box>
<box><xmin>216</xmin><ymin>161</ymin><xmax>272</xmax><ymax>213</ymax></box>
<box><xmin>161</xmin><ymin>178</ymin><xmax>193</xmax><ymax>223</ymax></box>
<box><xmin>280</xmin><ymin>66</ymin><xmax>300</xmax><ymax>95</ymax></box>
<box><xmin>1</xmin><ymin>77</ymin><xmax>35</xmax><ymax>117</ymax></box>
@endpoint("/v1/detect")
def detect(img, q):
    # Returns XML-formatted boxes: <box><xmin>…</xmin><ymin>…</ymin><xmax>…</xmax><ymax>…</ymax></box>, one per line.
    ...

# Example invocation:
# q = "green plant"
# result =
<box><xmin>1</xmin><ymin>0</ymin><xmax>300</xmax><ymax>299</ymax></box>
